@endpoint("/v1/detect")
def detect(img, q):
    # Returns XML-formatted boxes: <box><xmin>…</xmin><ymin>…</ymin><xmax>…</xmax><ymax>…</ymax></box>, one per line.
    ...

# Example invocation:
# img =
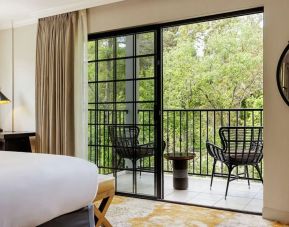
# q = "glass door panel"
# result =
<box><xmin>89</xmin><ymin>30</ymin><xmax>158</xmax><ymax>197</ymax></box>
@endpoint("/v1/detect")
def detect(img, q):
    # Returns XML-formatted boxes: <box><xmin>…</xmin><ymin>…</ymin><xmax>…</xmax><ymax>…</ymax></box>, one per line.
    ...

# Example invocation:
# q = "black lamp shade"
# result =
<box><xmin>0</xmin><ymin>92</ymin><xmax>10</xmax><ymax>104</ymax></box>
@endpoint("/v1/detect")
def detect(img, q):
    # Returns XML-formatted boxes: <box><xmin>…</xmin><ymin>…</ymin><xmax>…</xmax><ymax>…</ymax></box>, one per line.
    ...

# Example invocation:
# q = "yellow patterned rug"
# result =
<box><xmin>104</xmin><ymin>196</ymin><xmax>288</xmax><ymax>227</ymax></box>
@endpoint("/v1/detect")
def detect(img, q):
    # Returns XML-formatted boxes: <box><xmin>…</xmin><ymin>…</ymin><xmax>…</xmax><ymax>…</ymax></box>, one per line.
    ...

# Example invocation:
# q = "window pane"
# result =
<box><xmin>116</xmin><ymin>81</ymin><xmax>126</xmax><ymax>102</ymax></box>
<box><xmin>116</xmin><ymin>103</ymin><xmax>127</xmax><ymax>111</ymax></box>
<box><xmin>88</xmin><ymin>109</ymin><xmax>96</xmax><ymax>125</ymax></box>
<box><xmin>139</xmin><ymin>102</ymin><xmax>154</xmax><ymax>110</ymax></box>
<box><xmin>116</xmin><ymin>59</ymin><xmax>133</xmax><ymax>80</ymax></box>
<box><xmin>98</xmin><ymin>82</ymin><xmax>114</xmax><ymax>103</ymax></box>
<box><xmin>117</xmin><ymin>35</ymin><xmax>133</xmax><ymax>58</ymax></box>
<box><xmin>139</xmin><ymin>79</ymin><xmax>154</xmax><ymax>102</ymax></box>
<box><xmin>137</xmin><ymin>124</ymin><xmax>155</xmax><ymax>144</ymax></box>
<box><xmin>88</xmin><ymin>41</ymin><xmax>95</xmax><ymax>61</ymax></box>
<box><xmin>88</xmin><ymin>84</ymin><xmax>95</xmax><ymax>103</ymax></box>
<box><xmin>138</xmin><ymin>109</ymin><xmax>155</xmax><ymax>125</ymax></box>
<box><xmin>88</xmin><ymin>63</ymin><xmax>95</xmax><ymax>81</ymax></box>
<box><xmin>137</xmin><ymin>57</ymin><xmax>154</xmax><ymax>78</ymax></box>
<box><xmin>136</xmin><ymin>32</ymin><xmax>154</xmax><ymax>55</ymax></box>
<box><xmin>88</xmin><ymin>123</ymin><xmax>95</xmax><ymax>144</ymax></box>
<box><xmin>97</xmin><ymin>104</ymin><xmax>113</xmax><ymax>110</ymax></box>
<box><xmin>116</xmin><ymin>81</ymin><xmax>133</xmax><ymax>102</ymax></box>
<box><xmin>98</xmin><ymin>60</ymin><xmax>114</xmax><ymax>81</ymax></box>
<box><xmin>115</xmin><ymin>108</ymin><xmax>127</xmax><ymax>125</ymax></box>
<box><xmin>88</xmin><ymin>104</ymin><xmax>96</xmax><ymax>110</ymax></box>
<box><xmin>98</xmin><ymin>38</ymin><xmax>114</xmax><ymax>59</ymax></box>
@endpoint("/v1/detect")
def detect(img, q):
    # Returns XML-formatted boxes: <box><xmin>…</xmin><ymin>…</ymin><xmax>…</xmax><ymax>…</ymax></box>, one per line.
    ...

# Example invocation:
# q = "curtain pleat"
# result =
<box><xmin>36</xmin><ymin>12</ymin><xmax>79</xmax><ymax>156</ymax></box>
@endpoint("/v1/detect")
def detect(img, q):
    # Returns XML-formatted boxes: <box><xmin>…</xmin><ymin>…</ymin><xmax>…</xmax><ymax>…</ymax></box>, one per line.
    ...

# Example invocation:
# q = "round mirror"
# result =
<box><xmin>277</xmin><ymin>44</ymin><xmax>289</xmax><ymax>105</ymax></box>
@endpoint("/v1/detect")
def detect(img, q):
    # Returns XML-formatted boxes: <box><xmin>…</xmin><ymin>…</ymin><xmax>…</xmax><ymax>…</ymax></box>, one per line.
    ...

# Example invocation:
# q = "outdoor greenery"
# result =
<box><xmin>163</xmin><ymin>13</ymin><xmax>263</xmax><ymax>109</ymax></box>
<box><xmin>87</xmin><ymin>13</ymin><xmax>264</xmax><ymax>179</ymax></box>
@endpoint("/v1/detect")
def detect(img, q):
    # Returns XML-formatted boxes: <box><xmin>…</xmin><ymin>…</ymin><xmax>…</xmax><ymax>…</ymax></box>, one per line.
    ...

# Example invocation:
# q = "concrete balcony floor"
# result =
<box><xmin>115</xmin><ymin>172</ymin><xmax>263</xmax><ymax>213</ymax></box>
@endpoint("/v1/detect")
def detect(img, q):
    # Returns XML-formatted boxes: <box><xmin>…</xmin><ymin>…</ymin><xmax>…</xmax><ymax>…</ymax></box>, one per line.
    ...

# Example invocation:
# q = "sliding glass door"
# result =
<box><xmin>88</xmin><ymin>8</ymin><xmax>263</xmax><ymax>213</ymax></box>
<box><xmin>88</xmin><ymin>28</ymin><xmax>162</xmax><ymax>198</ymax></box>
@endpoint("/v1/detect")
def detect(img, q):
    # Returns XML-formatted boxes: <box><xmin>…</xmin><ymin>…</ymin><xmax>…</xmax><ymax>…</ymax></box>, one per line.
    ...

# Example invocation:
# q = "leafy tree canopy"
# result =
<box><xmin>163</xmin><ymin>14</ymin><xmax>263</xmax><ymax>109</ymax></box>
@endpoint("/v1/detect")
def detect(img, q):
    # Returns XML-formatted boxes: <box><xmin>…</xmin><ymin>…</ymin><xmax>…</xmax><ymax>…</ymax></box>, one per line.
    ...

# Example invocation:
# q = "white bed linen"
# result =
<box><xmin>0</xmin><ymin>151</ymin><xmax>98</xmax><ymax>227</ymax></box>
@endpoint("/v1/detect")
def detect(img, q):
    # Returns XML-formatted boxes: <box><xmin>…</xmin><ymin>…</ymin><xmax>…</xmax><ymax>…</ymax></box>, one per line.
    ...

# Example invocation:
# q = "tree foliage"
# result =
<box><xmin>87</xmin><ymin>13</ymin><xmax>264</xmax><ymax>178</ymax></box>
<box><xmin>163</xmin><ymin>14</ymin><xmax>263</xmax><ymax>109</ymax></box>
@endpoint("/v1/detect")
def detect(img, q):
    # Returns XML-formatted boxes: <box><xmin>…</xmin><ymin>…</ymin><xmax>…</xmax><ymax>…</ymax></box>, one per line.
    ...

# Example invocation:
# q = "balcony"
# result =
<box><xmin>115</xmin><ymin>172</ymin><xmax>263</xmax><ymax>213</ymax></box>
<box><xmin>88</xmin><ymin>108</ymin><xmax>263</xmax><ymax>213</ymax></box>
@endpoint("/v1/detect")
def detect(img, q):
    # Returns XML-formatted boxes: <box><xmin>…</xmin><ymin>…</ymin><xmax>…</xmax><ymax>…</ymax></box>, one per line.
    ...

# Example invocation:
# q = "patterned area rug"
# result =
<box><xmin>104</xmin><ymin>196</ymin><xmax>288</xmax><ymax>227</ymax></box>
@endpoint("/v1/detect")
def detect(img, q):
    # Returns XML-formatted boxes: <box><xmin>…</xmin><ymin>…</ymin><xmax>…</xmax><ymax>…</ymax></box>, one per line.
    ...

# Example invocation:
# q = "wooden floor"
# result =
<box><xmin>115</xmin><ymin>172</ymin><xmax>263</xmax><ymax>213</ymax></box>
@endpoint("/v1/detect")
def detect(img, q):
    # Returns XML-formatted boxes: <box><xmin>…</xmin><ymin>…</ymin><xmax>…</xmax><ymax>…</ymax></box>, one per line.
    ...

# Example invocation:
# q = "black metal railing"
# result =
<box><xmin>88</xmin><ymin>108</ymin><xmax>263</xmax><ymax>180</ymax></box>
<box><xmin>88</xmin><ymin>109</ymin><xmax>127</xmax><ymax>172</ymax></box>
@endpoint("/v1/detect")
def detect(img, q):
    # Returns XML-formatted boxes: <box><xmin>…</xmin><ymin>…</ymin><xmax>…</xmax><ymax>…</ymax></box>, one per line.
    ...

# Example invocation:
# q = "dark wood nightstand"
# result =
<box><xmin>0</xmin><ymin>132</ymin><xmax>36</xmax><ymax>152</ymax></box>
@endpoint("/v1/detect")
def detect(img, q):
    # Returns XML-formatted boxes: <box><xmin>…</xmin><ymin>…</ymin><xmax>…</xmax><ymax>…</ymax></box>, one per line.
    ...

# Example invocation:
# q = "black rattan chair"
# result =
<box><xmin>108</xmin><ymin>125</ymin><xmax>165</xmax><ymax>175</ymax></box>
<box><xmin>206</xmin><ymin>126</ymin><xmax>263</xmax><ymax>199</ymax></box>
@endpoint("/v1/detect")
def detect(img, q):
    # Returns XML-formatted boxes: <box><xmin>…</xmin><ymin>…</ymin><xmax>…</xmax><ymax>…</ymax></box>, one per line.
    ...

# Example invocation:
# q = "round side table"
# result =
<box><xmin>164</xmin><ymin>152</ymin><xmax>196</xmax><ymax>190</ymax></box>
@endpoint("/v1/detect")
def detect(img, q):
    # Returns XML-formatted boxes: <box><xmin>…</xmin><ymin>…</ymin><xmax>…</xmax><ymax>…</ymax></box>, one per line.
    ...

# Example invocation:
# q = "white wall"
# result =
<box><xmin>1</xmin><ymin>0</ymin><xmax>289</xmax><ymax>223</ymax></box>
<box><xmin>87</xmin><ymin>0</ymin><xmax>263</xmax><ymax>33</ymax></box>
<box><xmin>263</xmin><ymin>0</ymin><xmax>289</xmax><ymax>223</ymax></box>
<box><xmin>14</xmin><ymin>24</ymin><xmax>37</xmax><ymax>131</ymax></box>
<box><xmin>0</xmin><ymin>29</ymin><xmax>12</xmax><ymax>131</ymax></box>
<box><xmin>0</xmin><ymin>24</ymin><xmax>37</xmax><ymax>131</ymax></box>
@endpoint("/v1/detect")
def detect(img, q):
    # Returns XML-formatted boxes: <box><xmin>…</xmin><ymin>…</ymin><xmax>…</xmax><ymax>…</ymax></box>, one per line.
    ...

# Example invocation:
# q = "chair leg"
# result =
<box><xmin>225</xmin><ymin>166</ymin><xmax>232</xmax><ymax>200</ymax></box>
<box><xmin>210</xmin><ymin>159</ymin><xmax>217</xmax><ymax>190</ymax></box>
<box><xmin>245</xmin><ymin>165</ymin><xmax>250</xmax><ymax>189</ymax></box>
<box><xmin>255</xmin><ymin>164</ymin><xmax>263</xmax><ymax>184</ymax></box>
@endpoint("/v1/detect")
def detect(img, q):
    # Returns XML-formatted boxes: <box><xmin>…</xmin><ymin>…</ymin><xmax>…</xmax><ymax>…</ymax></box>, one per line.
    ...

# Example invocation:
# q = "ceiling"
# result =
<box><xmin>0</xmin><ymin>0</ymin><xmax>123</xmax><ymax>29</ymax></box>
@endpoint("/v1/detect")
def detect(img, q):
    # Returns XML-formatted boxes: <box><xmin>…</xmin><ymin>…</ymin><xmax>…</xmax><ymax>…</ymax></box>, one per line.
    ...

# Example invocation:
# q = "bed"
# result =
<box><xmin>0</xmin><ymin>151</ymin><xmax>98</xmax><ymax>227</ymax></box>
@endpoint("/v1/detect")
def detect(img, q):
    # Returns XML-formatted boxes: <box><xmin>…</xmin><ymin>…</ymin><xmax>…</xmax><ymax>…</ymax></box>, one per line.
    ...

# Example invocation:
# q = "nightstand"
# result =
<box><xmin>0</xmin><ymin>132</ymin><xmax>36</xmax><ymax>152</ymax></box>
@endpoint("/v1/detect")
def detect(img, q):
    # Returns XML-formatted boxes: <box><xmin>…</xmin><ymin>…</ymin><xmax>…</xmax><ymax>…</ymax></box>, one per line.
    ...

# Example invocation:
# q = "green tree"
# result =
<box><xmin>163</xmin><ymin>14</ymin><xmax>263</xmax><ymax>109</ymax></box>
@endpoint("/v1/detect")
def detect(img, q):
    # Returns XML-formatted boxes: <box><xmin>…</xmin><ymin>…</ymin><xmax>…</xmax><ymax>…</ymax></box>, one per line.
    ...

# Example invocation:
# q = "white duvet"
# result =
<box><xmin>0</xmin><ymin>151</ymin><xmax>98</xmax><ymax>227</ymax></box>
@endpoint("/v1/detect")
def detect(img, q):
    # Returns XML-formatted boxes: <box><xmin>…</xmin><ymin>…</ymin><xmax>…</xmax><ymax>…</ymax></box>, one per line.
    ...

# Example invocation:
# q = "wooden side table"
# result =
<box><xmin>0</xmin><ymin>131</ymin><xmax>36</xmax><ymax>152</ymax></box>
<box><xmin>164</xmin><ymin>152</ymin><xmax>196</xmax><ymax>190</ymax></box>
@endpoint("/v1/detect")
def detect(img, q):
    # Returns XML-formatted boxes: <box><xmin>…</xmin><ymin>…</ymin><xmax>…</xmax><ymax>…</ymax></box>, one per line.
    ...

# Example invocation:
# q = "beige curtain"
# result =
<box><xmin>36</xmin><ymin>11</ymin><xmax>85</xmax><ymax>156</ymax></box>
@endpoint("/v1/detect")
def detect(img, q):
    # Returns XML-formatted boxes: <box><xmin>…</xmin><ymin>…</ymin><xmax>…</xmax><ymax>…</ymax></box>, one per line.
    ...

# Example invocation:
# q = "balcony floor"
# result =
<box><xmin>115</xmin><ymin>172</ymin><xmax>263</xmax><ymax>213</ymax></box>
